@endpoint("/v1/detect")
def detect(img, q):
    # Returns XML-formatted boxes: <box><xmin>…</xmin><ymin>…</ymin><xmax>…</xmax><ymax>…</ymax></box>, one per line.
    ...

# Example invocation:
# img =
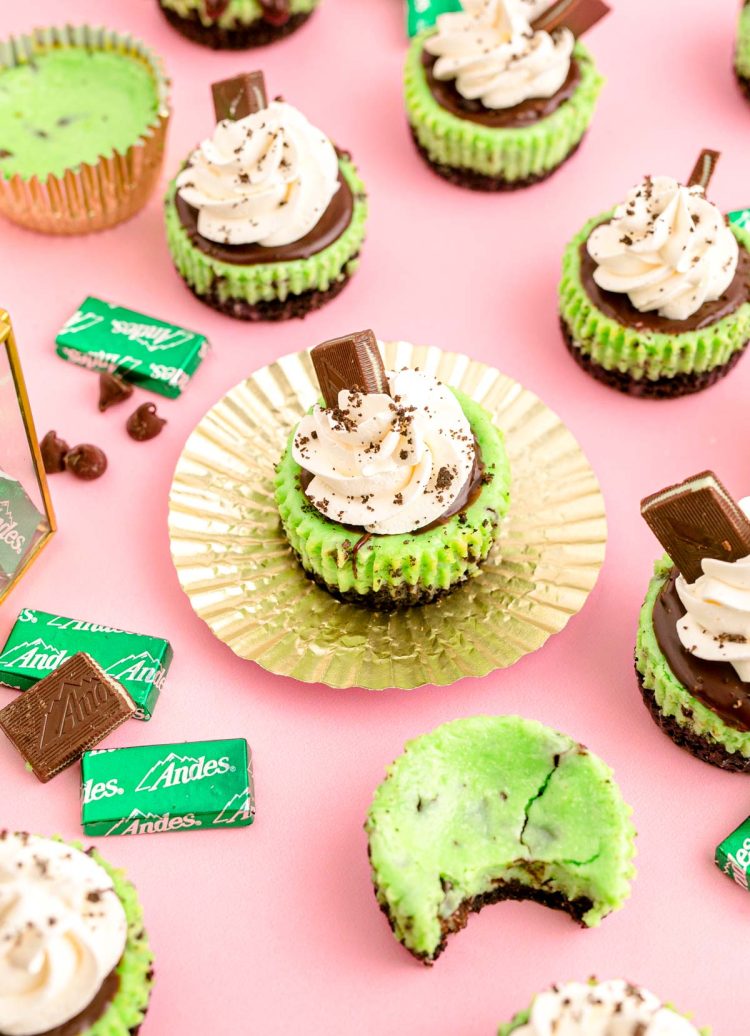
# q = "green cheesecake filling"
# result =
<box><xmin>0</xmin><ymin>47</ymin><xmax>160</xmax><ymax>180</ymax></box>
<box><xmin>366</xmin><ymin>716</ymin><xmax>635</xmax><ymax>962</ymax></box>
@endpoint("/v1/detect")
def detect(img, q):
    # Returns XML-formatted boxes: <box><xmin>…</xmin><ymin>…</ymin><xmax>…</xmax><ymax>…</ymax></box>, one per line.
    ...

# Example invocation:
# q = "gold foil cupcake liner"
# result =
<box><xmin>168</xmin><ymin>343</ymin><xmax>607</xmax><ymax>690</ymax></box>
<box><xmin>0</xmin><ymin>25</ymin><xmax>171</xmax><ymax>235</ymax></box>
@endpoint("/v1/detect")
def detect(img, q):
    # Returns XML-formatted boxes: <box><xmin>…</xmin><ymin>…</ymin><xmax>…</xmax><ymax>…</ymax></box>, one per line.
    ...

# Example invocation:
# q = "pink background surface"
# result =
<box><xmin>1</xmin><ymin>0</ymin><xmax>749</xmax><ymax>1032</ymax></box>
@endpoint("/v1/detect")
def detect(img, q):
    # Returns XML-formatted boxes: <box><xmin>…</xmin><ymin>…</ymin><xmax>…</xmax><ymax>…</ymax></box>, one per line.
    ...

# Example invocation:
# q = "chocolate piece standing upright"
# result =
<box><xmin>212</xmin><ymin>72</ymin><xmax>268</xmax><ymax>123</ymax></box>
<box><xmin>126</xmin><ymin>403</ymin><xmax>167</xmax><ymax>442</ymax></box>
<box><xmin>98</xmin><ymin>372</ymin><xmax>134</xmax><ymax>412</ymax></box>
<box><xmin>531</xmin><ymin>0</ymin><xmax>610</xmax><ymax>37</ymax></box>
<box><xmin>40</xmin><ymin>431</ymin><xmax>69</xmax><ymax>473</ymax></box>
<box><xmin>65</xmin><ymin>444</ymin><xmax>108</xmax><ymax>481</ymax></box>
<box><xmin>641</xmin><ymin>471</ymin><xmax>750</xmax><ymax>583</ymax></box>
<box><xmin>311</xmin><ymin>330</ymin><xmax>389</xmax><ymax>408</ymax></box>
<box><xmin>0</xmin><ymin>652</ymin><xmax>135</xmax><ymax>783</ymax></box>
<box><xmin>687</xmin><ymin>149</ymin><xmax>721</xmax><ymax>192</ymax></box>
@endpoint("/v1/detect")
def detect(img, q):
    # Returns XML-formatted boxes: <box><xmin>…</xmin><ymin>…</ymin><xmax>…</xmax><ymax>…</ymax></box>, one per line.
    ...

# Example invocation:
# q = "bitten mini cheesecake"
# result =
<box><xmin>274</xmin><ymin>330</ymin><xmax>511</xmax><ymax>609</ymax></box>
<box><xmin>366</xmin><ymin>717</ymin><xmax>635</xmax><ymax>963</ymax></box>
<box><xmin>498</xmin><ymin>979</ymin><xmax>704</xmax><ymax>1035</ymax></box>
<box><xmin>0</xmin><ymin>832</ymin><xmax>153</xmax><ymax>1035</ymax></box>
<box><xmin>404</xmin><ymin>0</ymin><xmax>607</xmax><ymax>191</ymax></box>
<box><xmin>164</xmin><ymin>71</ymin><xmax>367</xmax><ymax>321</ymax></box>
<box><xmin>157</xmin><ymin>0</ymin><xmax>320</xmax><ymax>49</ymax></box>
<box><xmin>636</xmin><ymin>471</ymin><xmax>750</xmax><ymax>771</ymax></box>
<box><xmin>560</xmin><ymin>149</ymin><xmax>750</xmax><ymax>397</ymax></box>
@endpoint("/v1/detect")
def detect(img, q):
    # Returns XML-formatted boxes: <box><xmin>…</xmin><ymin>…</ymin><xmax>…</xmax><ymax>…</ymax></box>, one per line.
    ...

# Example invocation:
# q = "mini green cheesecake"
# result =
<box><xmin>0</xmin><ymin>46</ymin><xmax>160</xmax><ymax>181</ymax></box>
<box><xmin>164</xmin><ymin>154</ymin><xmax>367</xmax><ymax>321</ymax></box>
<box><xmin>275</xmin><ymin>390</ymin><xmax>511</xmax><ymax>609</ymax></box>
<box><xmin>366</xmin><ymin>716</ymin><xmax>636</xmax><ymax>962</ymax></box>
<box><xmin>559</xmin><ymin>215</ymin><xmax>750</xmax><ymax>398</ymax></box>
<box><xmin>405</xmin><ymin>34</ymin><xmax>603</xmax><ymax>190</ymax></box>
<box><xmin>735</xmin><ymin>3</ymin><xmax>750</xmax><ymax>100</ymax></box>
<box><xmin>157</xmin><ymin>0</ymin><xmax>320</xmax><ymax>49</ymax></box>
<box><xmin>636</xmin><ymin>556</ymin><xmax>750</xmax><ymax>771</ymax></box>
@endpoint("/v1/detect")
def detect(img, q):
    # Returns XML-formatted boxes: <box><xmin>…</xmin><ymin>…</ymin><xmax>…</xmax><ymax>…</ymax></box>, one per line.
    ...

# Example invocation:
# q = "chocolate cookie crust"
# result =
<box><xmin>410</xmin><ymin>128</ymin><xmax>583</xmax><ymax>192</ymax></box>
<box><xmin>560</xmin><ymin>316</ymin><xmax>749</xmax><ymax>398</ymax></box>
<box><xmin>375</xmin><ymin>875</ymin><xmax>593</xmax><ymax>965</ymax></box>
<box><xmin>636</xmin><ymin>667</ymin><xmax>750</xmax><ymax>773</ymax></box>
<box><xmin>157</xmin><ymin>3</ymin><xmax>313</xmax><ymax>48</ymax></box>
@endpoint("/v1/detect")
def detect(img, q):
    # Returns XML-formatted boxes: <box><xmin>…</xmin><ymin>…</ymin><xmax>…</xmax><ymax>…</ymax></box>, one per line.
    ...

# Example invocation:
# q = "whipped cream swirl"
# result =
<box><xmin>424</xmin><ymin>0</ymin><xmax>574</xmax><ymax>110</ymax></box>
<box><xmin>176</xmin><ymin>100</ymin><xmax>340</xmax><ymax>247</ymax></box>
<box><xmin>293</xmin><ymin>366</ymin><xmax>477</xmax><ymax>535</ymax></box>
<box><xmin>513</xmin><ymin>980</ymin><xmax>700</xmax><ymax>1036</ymax></box>
<box><xmin>0</xmin><ymin>833</ymin><xmax>127</xmax><ymax>1036</ymax></box>
<box><xmin>675</xmin><ymin>496</ymin><xmax>750</xmax><ymax>681</ymax></box>
<box><xmin>587</xmin><ymin>175</ymin><xmax>739</xmax><ymax>321</ymax></box>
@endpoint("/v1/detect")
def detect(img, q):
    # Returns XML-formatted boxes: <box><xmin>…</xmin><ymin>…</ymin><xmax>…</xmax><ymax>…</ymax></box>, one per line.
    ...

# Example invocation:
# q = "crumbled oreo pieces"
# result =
<box><xmin>40</xmin><ymin>431</ymin><xmax>69</xmax><ymax>473</ymax></box>
<box><xmin>98</xmin><ymin>372</ymin><xmax>134</xmax><ymax>412</ymax></box>
<box><xmin>126</xmin><ymin>403</ymin><xmax>167</xmax><ymax>442</ymax></box>
<box><xmin>65</xmin><ymin>444</ymin><xmax>108</xmax><ymax>481</ymax></box>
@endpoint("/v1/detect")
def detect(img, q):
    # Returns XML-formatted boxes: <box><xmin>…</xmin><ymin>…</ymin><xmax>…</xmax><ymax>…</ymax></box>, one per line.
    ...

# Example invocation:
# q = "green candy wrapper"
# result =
<box><xmin>81</xmin><ymin>738</ymin><xmax>255</xmax><ymax>836</ymax></box>
<box><xmin>0</xmin><ymin>608</ymin><xmax>172</xmax><ymax>721</ymax></box>
<box><xmin>406</xmin><ymin>0</ymin><xmax>462</xmax><ymax>36</ymax></box>
<box><xmin>55</xmin><ymin>296</ymin><xmax>208</xmax><ymax>399</ymax></box>
<box><xmin>729</xmin><ymin>208</ymin><xmax>750</xmax><ymax>231</ymax></box>
<box><xmin>716</xmin><ymin>816</ymin><xmax>750</xmax><ymax>892</ymax></box>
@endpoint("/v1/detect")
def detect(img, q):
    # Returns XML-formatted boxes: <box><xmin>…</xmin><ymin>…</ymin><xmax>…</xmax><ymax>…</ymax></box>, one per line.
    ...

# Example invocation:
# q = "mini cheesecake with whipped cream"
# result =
<box><xmin>636</xmin><ymin>471</ymin><xmax>750</xmax><ymax>771</ymax></box>
<box><xmin>560</xmin><ymin>150</ymin><xmax>750</xmax><ymax>397</ymax></box>
<box><xmin>156</xmin><ymin>0</ymin><xmax>320</xmax><ymax>50</ymax></box>
<box><xmin>164</xmin><ymin>71</ymin><xmax>367</xmax><ymax>321</ymax></box>
<box><xmin>498</xmin><ymin>979</ymin><xmax>705</xmax><ymax>1036</ymax></box>
<box><xmin>0</xmin><ymin>832</ymin><xmax>153</xmax><ymax>1036</ymax></box>
<box><xmin>274</xmin><ymin>330</ymin><xmax>511</xmax><ymax>608</ymax></box>
<box><xmin>404</xmin><ymin>0</ymin><xmax>607</xmax><ymax>190</ymax></box>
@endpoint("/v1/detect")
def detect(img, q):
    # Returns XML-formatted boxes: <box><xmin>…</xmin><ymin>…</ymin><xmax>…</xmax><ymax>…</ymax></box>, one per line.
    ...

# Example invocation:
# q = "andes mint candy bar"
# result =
<box><xmin>532</xmin><ymin>0</ymin><xmax>610</xmax><ymax>36</ymax></box>
<box><xmin>716</xmin><ymin>815</ymin><xmax>750</xmax><ymax>893</ymax></box>
<box><xmin>729</xmin><ymin>208</ymin><xmax>750</xmax><ymax>230</ymax></box>
<box><xmin>311</xmin><ymin>330</ymin><xmax>388</xmax><ymax>409</ymax></box>
<box><xmin>0</xmin><ymin>652</ymin><xmax>135</xmax><ymax>783</ymax></box>
<box><xmin>405</xmin><ymin>0</ymin><xmax>462</xmax><ymax>36</ymax></box>
<box><xmin>81</xmin><ymin>738</ymin><xmax>255</xmax><ymax>836</ymax></box>
<box><xmin>641</xmin><ymin>471</ymin><xmax>750</xmax><ymax>583</ymax></box>
<box><xmin>212</xmin><ymin>72</ymin><xmax>267</xmax><ymax>123</ymax></box>
<box><xmin>0</xmin><ymin>607</ymin><xmax>173</xmax><ymax>721</ymax></box>
<box><xmin>687</xmin><ymin>149</ymin><xmax>720</xmax><ymax>191</ymax></box>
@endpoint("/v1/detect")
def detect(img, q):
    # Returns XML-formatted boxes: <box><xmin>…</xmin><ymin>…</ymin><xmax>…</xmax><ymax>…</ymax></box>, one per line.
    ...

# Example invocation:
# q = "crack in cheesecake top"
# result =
<box><xmin>176</xmin><ymin>100</ymin><xmax>340</xmax><ymax>247</ymax></box>
<box><xmin>423</xmin><ymin>0</ymin><xmax>574</xmax><ymax>110</ymax></box>
<box><xmin>511</xmin><ymin>979</ymin><xmax>700</xmax><ymax>1035</ymax></box>
<box><xmin>0</xmin><ymin>833</ymin><xmax>127</xmax><ymax>1036</ymax></box>
<box><xmin>292</xmin><ymin>362</ymin><xmax>477</xmax><ymax>535</ymax></box>
<box><xmin>587</xmin><ymin>175</ymin><xmax>739</xmax><ymax>321</ymax></box>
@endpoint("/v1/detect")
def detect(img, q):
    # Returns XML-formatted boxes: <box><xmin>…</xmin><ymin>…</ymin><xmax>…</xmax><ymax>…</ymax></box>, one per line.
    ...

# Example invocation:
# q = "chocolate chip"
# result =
<box><xmin>40</xmin><ymin>431</ymin><xmax>69</xmax><ymax>473</ymax></box>
<box><xmin>126</xmin><ymin>403</ymin><xmax>166</xmax><ymax>442</ymax></box>
<box><xmin>65</xmin><ymin>444</ymin><xmax>108</xmax><ymax>481</ymax></box>
<box><xmin>98</xmin><ymin>372</ymin><xmax>134</xmax><ymax>412</ymax></box>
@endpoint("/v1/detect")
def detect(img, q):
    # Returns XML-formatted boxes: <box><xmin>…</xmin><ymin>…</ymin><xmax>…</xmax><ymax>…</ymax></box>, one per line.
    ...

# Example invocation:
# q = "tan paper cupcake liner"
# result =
<box><xmin>168</xmin><ymin>343</ymin><xmax>607</xmax><ymax>690</ymax></box>
<box><xmin>0</xmin><ymin>25</ymin><xmax>171</xmax><ymax>235</ymax></box>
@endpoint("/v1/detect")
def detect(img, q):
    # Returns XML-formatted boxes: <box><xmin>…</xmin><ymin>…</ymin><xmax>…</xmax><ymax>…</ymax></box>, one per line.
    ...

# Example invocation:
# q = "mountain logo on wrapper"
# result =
<box><xmin>40</xmin><ymin>675</ymin><xmax>116</xmax><ymax>748</ymax></box>
<box><xmin>59</xmin><ymin>309</ymin><xmax>105</xmax><ymax>335</ymax></box>
<box><xmin>135</xmin><ymin>751</ymin><xmax>234</xmax><ymax>792</ymax></box>
<box><xmin>106</xmin><ymin>808</ymin><xmax>203</xmax><ymax>837</ymax></box>
<box><xmin>214</xmin><ymin>787</ymin><xmax>254</xmax><ymax>825</ymax></box>
<box><xmin>0</xmin><ymin>638</ymin><xmax>67</xmax><ymax>673</ymax></box>
<box><xmin>105</xmin><ymin>652</ymin><xmax>167</xmax><ymax>691</ymax></box>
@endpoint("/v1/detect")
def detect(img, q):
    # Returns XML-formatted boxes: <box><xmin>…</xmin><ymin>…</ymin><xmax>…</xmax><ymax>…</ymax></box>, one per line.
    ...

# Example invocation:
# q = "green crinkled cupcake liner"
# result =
<box><xmin>736</xmin><ymin>5</ymin><xmax>750</xmax><ymax>80</ymax></box>
<box><xmin>559</xmin><ymin>216</ymin><xmax>750</xmax><ymax>380</ymax></box>
<box><xmin>274</xmin><ymin>391</ymin><xmax>511</xmax><ymax>603</ymax></box>
<box><xmin>635</xmin><ymin>557</ymin><xmax>750</xmax><ymax>760</ymax></box>
<box><xmin>53</xmin><ymin>838</ymin><xmax>154</xmax><ymax>1036</ymax></box>
<box><xmin>404</xmin><ymin>35</ymin><xmax>603</xmax><ymax>180</ymax></box>
<box><xmin>164</xmin><ymin>156</ymin><xmax>367</xmax><ymax>306</ymax></box>
<box><xmin>159</xmin><ymin>0</ymin><xmax>319</xmax><ymax>29</ymax></box>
